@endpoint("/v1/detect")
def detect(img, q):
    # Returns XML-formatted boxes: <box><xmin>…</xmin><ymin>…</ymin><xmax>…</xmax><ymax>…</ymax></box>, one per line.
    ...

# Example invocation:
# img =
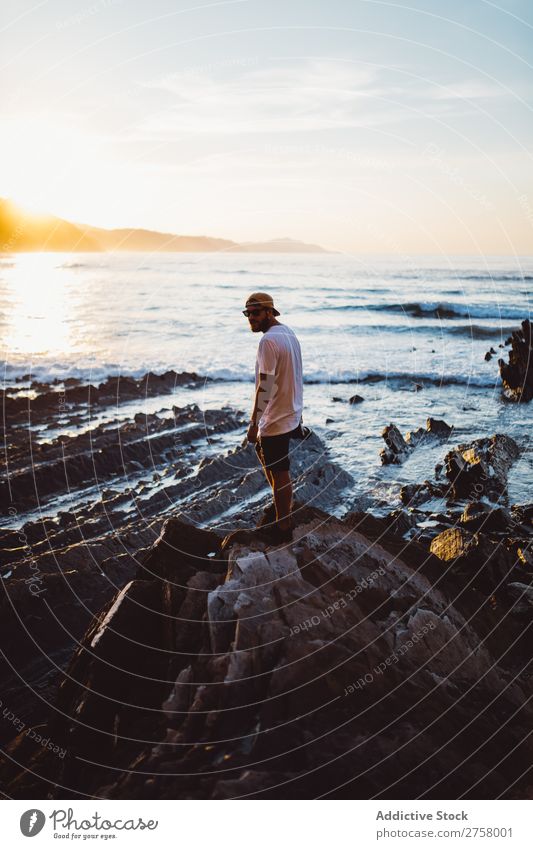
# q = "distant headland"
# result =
<box><xmin>0</xmin><ymin>198</ymin><xmax>329</xmax><ymax>253</ymax></box>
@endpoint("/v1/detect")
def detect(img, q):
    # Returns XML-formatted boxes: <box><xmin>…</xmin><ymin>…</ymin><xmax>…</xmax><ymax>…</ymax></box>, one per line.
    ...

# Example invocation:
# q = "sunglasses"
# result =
<box><xmin>242</xmin><ymin>307</ymin><xmax>267</xmax><ymax>317</ymax></box>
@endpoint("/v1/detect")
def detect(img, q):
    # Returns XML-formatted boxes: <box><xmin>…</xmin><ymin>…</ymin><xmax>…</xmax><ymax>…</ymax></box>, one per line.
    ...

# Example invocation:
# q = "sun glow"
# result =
<box><xmin>0</xmin><ymin>115</ymin><xmax>127</xmax><ymax>227</ymax></box>
<box><xmin>3</xmin><ymin>198</ymin><xmax>51</xmax><ymax>219</ymax></box>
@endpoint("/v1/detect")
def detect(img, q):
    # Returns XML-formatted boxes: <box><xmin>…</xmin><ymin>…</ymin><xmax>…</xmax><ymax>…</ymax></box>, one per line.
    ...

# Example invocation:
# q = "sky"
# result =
<box><xmin>1</xmin><ymin>0</ymin><xmax>532</xmax><ymax>254</ymax></box>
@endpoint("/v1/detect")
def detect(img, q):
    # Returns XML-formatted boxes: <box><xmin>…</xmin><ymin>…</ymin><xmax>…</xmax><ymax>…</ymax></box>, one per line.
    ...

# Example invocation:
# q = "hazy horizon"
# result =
<box><xmin>2</xmin><ymin>0</ymin><xmax>532</xmax><ymax>255</ymax></box>
<box><xmin>2</xmin><ymin>196</ymin><xmax>532</xmax><ymax>256</ymax></box>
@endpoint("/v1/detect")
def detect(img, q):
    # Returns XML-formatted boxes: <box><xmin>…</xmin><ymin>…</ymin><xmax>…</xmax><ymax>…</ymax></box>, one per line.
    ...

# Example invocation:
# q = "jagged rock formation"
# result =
<box><xmin>382</xmin><ymin>430</ymin><xmax>530</xmax><ymax>593</ymax></box>
<box><xmin>443</xmin><ymin>434</ymin><xmax>520</xmax><ymax>501</ymax></box>
<box><xmin>2</xmin><ymin>502</ymin><xmax>532</xmax><ymax>800</ymax></box>
<box><xmin>0</xmin><ymin>424</ymin><xmax>352</xmax><ymax>754</ymax></box>
<box><xmin>429</xmin><ymin>528</ymin><xmax>518</xmax><ymax>593</ymax></box>
<box><xmin>380</xmin><ymin>424</ymin><xmax>410</xmax><ymax>464</ymax></box>
<box><xmin>0</xmin><ymin>402</ymin><xmax>239</xmax><ymax>514</ymax></box>
<box><xmin>397</xmin><ymin>433</ymin><xmax>520</xmax><ymax>514</ymax></box>
<box><xmin>499</xmin><ymin>319</ymin><xmax>533</xmax><ymax>402</ymax></box>
<box><xmin>2</xmin><ymin>369</ymin><xmax>205</xmax><ymax>427</ymax></box>
<box><xmin>380</xmin><ymin>418</ymin><xmax>453</xmax><ymax>465</ymax></box>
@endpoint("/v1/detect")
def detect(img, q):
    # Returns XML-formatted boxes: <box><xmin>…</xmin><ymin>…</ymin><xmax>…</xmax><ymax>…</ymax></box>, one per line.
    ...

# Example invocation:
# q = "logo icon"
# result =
<box><xmin>20</xmin><ymin>810</ymin><xmax>46</xmax><ymax>837</ymax></box>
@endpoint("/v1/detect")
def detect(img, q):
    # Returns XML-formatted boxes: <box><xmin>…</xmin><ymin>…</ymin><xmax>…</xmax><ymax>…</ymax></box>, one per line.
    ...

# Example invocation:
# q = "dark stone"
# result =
<box><xmin>380</xmin><ymin>424</ymin><xmax>409</xmax><ymax>465</ymax></box>
<box><xmin>400</xmin><ymin>483</ymin><xmax>429</xmax><ymax>506</ymax></box>
<box><xmin>348</xmin><ymin>394</ymin><xmax>364</xmax><ymax>404</ymax></box>
<box><xmin>400</xmin><ymin>480</ymin><xmax>447</xmax><ymax>507</ymax></box>
<box><xmin>443</xmin><ymin>434</ymin><xmax>520</xmax><ymax>501</ymax></box>
<box><xmin>430</xmin><ymin>527</ymin><xmax>474</xmax><ymax>561</ymax></box>
<box><xmin>426</xmin><ymin>417</ymin><xmax>453</xmax><ymax>438</ymax></box>
<box><xmin>382</xmin><ymin>418</ymin><xmax>454</xmax><ymax>464</ymax></box>
<box><xmin>383</xmin><ymin>508</ymin><xmax>418</xmax><ymax>536</ymax></box>
<box><xmin>2</xmin><ymin>507</ymin><xmax>533</xmax><ymax>801</ymax></box>
<box><xmin>430</xmin><ymin>527</ymin><xmax>519</xmax><ymax>594</ymax></box>
<box><xmin>499</xmin><ymin>319</ymin><xmax>533</xmax><ymax>402</ymax></box>
<box><xmin>511</xmin><ymin>504</ymin><xmax>533</xmax><ymax>530</ymax></box>
<box><xmin>461</xmin><ymin>503</ymin><xmax>513</xmax><ymax>533</ymax></box>
<box><xmin>137</xmin><ymin>517</ymin><xmax>224</xmax><ymax>583</ymax></box>
<box><xmin>405</xmin><ymin>426</ymin><xmax>427</xmax><ymax>446</ymax></box>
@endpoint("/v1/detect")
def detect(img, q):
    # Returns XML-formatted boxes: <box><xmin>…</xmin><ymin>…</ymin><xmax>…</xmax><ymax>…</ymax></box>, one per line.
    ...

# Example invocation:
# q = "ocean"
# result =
<box><xmin>2</xmin><ymin>251</ymin><xmax>532</xmax><ymax>514</ymax></box>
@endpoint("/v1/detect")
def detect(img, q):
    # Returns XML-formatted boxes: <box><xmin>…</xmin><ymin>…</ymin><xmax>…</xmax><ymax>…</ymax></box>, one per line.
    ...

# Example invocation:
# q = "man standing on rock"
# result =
<box><xmin>244</xmin><ymin>292</ymin><xmax>304</xmax><ymax>544</ymax></box>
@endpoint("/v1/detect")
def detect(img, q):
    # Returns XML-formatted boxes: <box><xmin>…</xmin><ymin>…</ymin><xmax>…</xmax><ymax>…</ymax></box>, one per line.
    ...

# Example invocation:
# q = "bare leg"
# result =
<box><xmin>257</xmin><ymin>461</ymin><xmax>275</xmax><ymax>495</ymax></box>
<box><xmin>256</xmin><ymin>442</ymin><xmax>274</xmax><ymax>489</ymax></box>
<box><xmin>271</xmin><ymin>470</ymin><xmax>293</xmax><ymax>530</ymax></box>
<box><xmin>256</xmin><ymin>444</ymin><xmax>292</xmax><ymax>529</ymax></box>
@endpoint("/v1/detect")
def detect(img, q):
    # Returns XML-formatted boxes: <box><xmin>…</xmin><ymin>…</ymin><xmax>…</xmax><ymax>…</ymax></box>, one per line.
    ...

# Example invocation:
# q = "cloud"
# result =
<box><xmin>433</xmin><ymin>79</ymin><xmax>508</xmax><ymax>100</ymax></box>
<box><xmin>132</xmin><ymin>60</ymin><xmax>512</xmax><ymax>142</ymax></box>
<box><xmin>135</xmin><ymin>60</ymin><xmax>401</xmax><ymax>137</ymax></box>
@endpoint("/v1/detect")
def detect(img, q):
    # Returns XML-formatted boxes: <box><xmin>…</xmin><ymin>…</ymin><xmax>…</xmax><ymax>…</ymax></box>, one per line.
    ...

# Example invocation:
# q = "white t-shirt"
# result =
<box><xmin>254</xmin><ymin>323</ymin><xmax>303</xmax><ymax>436</ymax></box>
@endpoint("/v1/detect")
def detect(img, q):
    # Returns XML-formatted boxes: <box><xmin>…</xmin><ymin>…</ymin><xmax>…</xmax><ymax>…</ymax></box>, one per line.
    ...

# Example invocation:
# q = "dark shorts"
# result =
<box><xmin>255</xmin><ymin>424</ymin><xmax>303</xmax><ymax>473</ymax></box>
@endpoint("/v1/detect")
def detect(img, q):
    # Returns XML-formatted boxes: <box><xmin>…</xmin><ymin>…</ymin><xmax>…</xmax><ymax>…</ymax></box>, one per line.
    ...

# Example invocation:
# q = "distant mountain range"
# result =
<box><xmin>0</xmin><ymin>199</ymin><xmax>328</xmax><ymax>253</ymax></box>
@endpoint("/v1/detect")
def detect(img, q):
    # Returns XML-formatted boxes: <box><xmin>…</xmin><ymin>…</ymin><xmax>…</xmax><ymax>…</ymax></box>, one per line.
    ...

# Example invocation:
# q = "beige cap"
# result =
<box><xmin>245</xmin><ymin>291</ymin><xmax>280</xmax><ymax>316</ymax></box>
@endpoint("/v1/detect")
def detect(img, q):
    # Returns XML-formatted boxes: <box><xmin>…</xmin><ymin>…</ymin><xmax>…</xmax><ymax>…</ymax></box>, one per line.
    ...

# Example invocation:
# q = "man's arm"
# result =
<box><xmin>247</xmin><ymin>371</ymin><xmax>275</xmax><ymax>443</ymax></box>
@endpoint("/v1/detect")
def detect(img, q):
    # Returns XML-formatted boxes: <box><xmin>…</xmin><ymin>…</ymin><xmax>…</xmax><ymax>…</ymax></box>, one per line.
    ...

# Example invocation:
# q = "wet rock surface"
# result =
<box><xmin>443</xmin><ymin>434</ymin><xmax>520</xmax><ymax>501</ymax></box>
<box><xmin>2</xmin><ymin>369</ymin><xmax>207</xmax><ymax>425</ymax></box>
<box><xmin>1</xmin><ymin>403</ymin><xmax>244</xmax><ymax>513</ymax></box>
<box><xmin>380</xmin><ymin>418</ymin><xmax>453</xmax><ymax>465</ymax></box>
<box><xmin>499</xmin><ymin>319</ymin><xmax>533</xmax><ymax>402</ymax></box>
<box><xmin>1</xmin><ymin>372</ymin><xmax>531</xmax><ymax>801</ymax></box>
<box><xmin>394</xmin><ymin>433</ymin><xmax>521</xmax><ymax>515</ymax></box>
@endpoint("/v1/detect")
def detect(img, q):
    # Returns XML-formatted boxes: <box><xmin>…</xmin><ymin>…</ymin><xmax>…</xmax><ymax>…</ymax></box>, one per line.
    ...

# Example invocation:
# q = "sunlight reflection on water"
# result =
<box><xmin>2</xmin><ymin>253</ymin><xmax>75</xmax><ymax>355</ymax></box>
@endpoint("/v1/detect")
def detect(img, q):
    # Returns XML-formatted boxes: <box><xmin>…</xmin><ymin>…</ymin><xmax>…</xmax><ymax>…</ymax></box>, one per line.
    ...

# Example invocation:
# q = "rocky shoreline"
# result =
<box><xmin>0</xmin><ymin>354</ymin><xmax>532</xmax><ymax>799</ymax></box>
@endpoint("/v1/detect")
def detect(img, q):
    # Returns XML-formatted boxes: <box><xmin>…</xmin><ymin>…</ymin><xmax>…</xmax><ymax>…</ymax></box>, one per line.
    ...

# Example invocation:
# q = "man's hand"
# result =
<box><xmin>247</xmin><ymin>422</ymin><xmax>258</xmax><ymax>444</ymax></box>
